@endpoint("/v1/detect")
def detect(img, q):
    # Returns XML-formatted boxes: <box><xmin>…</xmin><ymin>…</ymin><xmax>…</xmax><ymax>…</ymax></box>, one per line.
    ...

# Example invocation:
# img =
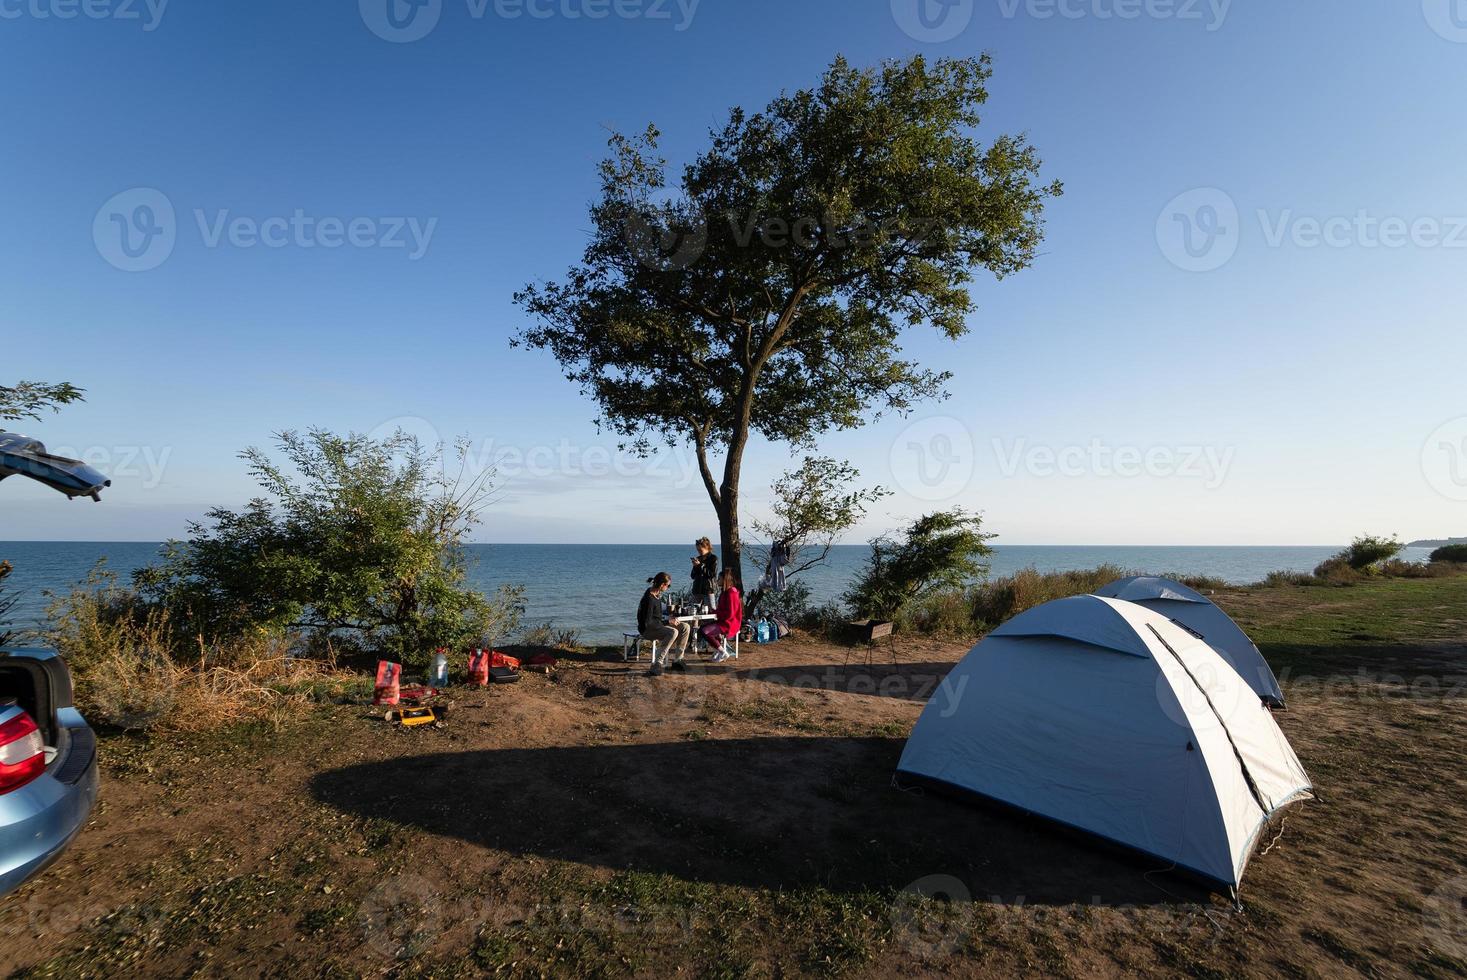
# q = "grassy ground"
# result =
<box><xmin>2</xmin><ymin>577</ymin><xmax>1465</xmax><ymax>978</ymax></box>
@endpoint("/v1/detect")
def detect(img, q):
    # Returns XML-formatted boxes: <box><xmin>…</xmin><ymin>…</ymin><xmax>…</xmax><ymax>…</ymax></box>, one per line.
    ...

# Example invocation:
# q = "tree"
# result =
<box><xmin>844</xmin><ymin>509</ymin><xmax>996</xmax><ymax>623</ymax></box>
<box><xmin>1</xmin><ymin>380</ymin><xmax>84</xmax><ymax>647</ymax></box>
<box><xmin>745</xmin><ymin>456</ymin><xmax>887</xmax><ymax>616</ymax></box>
<box><xmin>136</xmin><ymin>429</ymin><xmax>523</xmax><ymax>662</ymax></box>
<box><xmin>0</xmin><ymin>381</ymin><xmax>84</xmax><ymax>423</ymax></box>
<box><xmin>0</xmin><ymin>562</ymin><xmax>17</xmax><ymax>649</ymax></box>
<box><xmin>1430</xmin><ymin>543</ymin><xmax>1467</xmax><ymax>564</ymax></box>
<box><xmin>514</xmin><ymin>54</ymin><xmax>1060</xmax><ymax>583</ymax></box>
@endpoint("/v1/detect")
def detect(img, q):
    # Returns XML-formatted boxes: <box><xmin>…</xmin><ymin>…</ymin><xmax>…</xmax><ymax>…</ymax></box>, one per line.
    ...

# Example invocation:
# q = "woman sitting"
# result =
<box><xmin>701</xmin><ymin>568</ymin><xmax>743</xmax><ymax>663</ymax></box>
<box><xmin>638</xmin><ymin>572</ymin><xmax>691</xmax><ymax>676</ymax></box>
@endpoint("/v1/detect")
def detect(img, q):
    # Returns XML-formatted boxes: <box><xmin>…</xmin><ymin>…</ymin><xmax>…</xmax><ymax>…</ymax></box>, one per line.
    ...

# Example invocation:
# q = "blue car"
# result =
<box><xmin>0</xmin><ymin>431</ymin><xmax>107</xmax><ymax>896</ymax></box>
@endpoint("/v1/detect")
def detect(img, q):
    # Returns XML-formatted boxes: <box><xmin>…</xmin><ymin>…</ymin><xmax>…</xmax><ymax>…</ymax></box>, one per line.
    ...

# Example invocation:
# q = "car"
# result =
<box><xmin>0</xmin><ymin>431</ymin><xmax>107</xmax><ymax>897</ymax></box>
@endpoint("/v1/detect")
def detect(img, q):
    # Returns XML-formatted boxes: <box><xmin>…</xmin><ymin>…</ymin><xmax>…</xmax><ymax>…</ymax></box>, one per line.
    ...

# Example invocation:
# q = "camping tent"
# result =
<box><xmin>895</xmin><ymin>595</ymin><xmax>1311</xmax><ymax>890</ymax></box>
<box><xmin>1093</xmin><ymin>576</ymin><xmax>1286</xmax><ymax>708</ymax></box>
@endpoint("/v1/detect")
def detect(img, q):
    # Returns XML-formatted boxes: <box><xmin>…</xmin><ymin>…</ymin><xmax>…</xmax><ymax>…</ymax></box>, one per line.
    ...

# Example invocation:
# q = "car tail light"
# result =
<box><xmin>0</xmin><ymin>711</ymin><xmax>45</xmax><ymax>794</ymax></box>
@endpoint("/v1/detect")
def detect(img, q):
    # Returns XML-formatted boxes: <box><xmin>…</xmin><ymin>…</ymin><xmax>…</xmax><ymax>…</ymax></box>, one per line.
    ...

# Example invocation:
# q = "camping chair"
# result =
<box><xmin>622</xmin><ymin>632</ymin><xmax>658</xmax><ymax>663</ymax></box>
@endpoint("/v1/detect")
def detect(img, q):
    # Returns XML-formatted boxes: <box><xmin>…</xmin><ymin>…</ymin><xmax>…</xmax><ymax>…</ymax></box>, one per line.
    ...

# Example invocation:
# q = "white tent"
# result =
<box><xmin>896</xmin><ymin>595</ymin><xmax>1311</xmax><ymax>890</ymax></box>
<box><xmin>1093</xmin><ymin>576</ymin><xmax>1286</xmax><ymax>708</ymax></box>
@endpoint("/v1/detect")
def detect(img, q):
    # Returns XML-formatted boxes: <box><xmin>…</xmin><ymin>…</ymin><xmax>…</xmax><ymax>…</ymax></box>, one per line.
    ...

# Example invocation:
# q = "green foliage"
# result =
<box><xmin>135</xmin><ymin>429</ymin><xmax>523</xmax><ymax>664</ymax></box>
<box><xmin>969</xmin><ymin>563</ymin><xmax>1132</xmax><ymax>631</ymax></box>
<box><xmin>747</xmin><ymin>456</ymin><xmax>887</xmax><ymax>612</ymax></box>
<box><xmin>1430</xmin><ymin>543</ymin><xmax>1467</xmax><ymax>563</ymax></box>
<box><xmin>843</xmin><ymin>509</ymin><xmax>996</xmax><ymax>622</ymax></box>
<box><xmin>1262</xmin><ymin>570</ymin><xmax>1315</xmax><ymax>588</ymax></box>
<box><xmin>1324</xmin><ymin>534</ymin><xmax>1404</xmax><ymax>573</ymax></box>
<box><xmin>520</xmin><ymin>622</ymin><xmax>583</xmax><ymax>651</ymax></box>
<box><xmin>515</xmin><ymin>54</ymin><xmax>1060</xmax><ymax>577</ymax></box>
<box><xmin>0</xmin><ymin>561</ymin><xmax>17</xmax><ymax>648</ymax></box>
<box><xmin>754</xmin><ymin>579</ymin><xmax>813</xmax><ymax>624</ymax></box>
<box><xmin>0</xmin><ymin>380</ymin><xmax>84</xmax><ymax>422</ymax></box>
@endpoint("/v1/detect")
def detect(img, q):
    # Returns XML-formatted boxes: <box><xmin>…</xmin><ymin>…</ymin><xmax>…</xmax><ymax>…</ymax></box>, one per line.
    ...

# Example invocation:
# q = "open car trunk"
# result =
<box><xmin>0</xmin><ymin>652</ymin><xmax>87</xmax><ymax>775</ymax></box>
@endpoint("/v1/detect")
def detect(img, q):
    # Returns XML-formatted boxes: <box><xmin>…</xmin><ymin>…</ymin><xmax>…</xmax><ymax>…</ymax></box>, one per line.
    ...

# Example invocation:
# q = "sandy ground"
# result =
<box><xmin>2</xmin><ymin>594</ymin><xmax>1466</xmax><ymax>978</ymax></box>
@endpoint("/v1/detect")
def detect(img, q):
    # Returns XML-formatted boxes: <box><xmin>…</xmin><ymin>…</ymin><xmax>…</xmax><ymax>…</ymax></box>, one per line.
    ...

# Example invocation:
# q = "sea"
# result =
<box><xmin>0</xmin><ymin>539</ymin><xmax>1437</xmax><ymax>645</ymax></box>
<box><xmin>0</xmin><ymin>542</ymin><xmax>1436</xmax><ymax>646</ymax></box>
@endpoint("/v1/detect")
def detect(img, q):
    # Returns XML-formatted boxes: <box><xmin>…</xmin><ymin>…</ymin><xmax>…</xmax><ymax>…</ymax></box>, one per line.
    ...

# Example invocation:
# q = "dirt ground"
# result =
<box><xmin>3</xmin><ymin>580</ymin><xmax>1466</xmax><ymax>978</ymax></box>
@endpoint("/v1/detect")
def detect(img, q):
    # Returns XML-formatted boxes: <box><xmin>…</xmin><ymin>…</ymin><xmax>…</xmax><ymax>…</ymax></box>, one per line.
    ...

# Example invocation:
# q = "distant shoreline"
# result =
<box><xmin>0</xmin><ymin>540</ymin><xmax>1406</xmax><ymax>548</ymax></box>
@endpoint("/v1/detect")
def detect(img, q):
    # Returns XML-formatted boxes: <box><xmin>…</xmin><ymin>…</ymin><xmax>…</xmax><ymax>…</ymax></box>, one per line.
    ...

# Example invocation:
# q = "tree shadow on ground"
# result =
<box><xmin>310</xmin><ymin>736</ymin><xmax>1212</xmax><ymax>907</ymax></box>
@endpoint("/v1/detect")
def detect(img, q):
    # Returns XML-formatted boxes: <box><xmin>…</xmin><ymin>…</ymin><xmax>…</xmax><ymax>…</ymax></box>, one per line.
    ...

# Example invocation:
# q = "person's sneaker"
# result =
<box><xmin>647</xmin><ymin>663</ymin><xmax>665</xmax><ymax>677</ymax></box>
<box><xmin>669</xmin><ymin>660</ymin><xmax>687</xmax><ymax>672</ymax></box>
<box><xmin>710</xmin><ymin>647</ymin><xmax>731</xmax><ymax>664</ymax></box>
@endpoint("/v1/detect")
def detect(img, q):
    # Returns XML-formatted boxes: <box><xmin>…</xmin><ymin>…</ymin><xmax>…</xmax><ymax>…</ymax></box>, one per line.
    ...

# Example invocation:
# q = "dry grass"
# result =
<box><xmin>45</xmin><ymin>578</ymin><xmax>360</xmax><ymax>733</ymax></box>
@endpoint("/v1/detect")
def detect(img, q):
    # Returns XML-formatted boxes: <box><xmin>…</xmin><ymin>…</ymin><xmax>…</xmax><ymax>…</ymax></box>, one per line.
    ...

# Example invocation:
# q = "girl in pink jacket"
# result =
<box><xmin>702</xmin><ymin>568</ymin><xmax>742</xmax><ymax>662</ymax></box>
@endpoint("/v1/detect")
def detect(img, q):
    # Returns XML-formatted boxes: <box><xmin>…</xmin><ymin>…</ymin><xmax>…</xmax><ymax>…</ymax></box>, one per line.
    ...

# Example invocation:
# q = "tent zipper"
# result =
<box><xmin>1147</xmin><ymin>624</ymin><xmax>1270</xmax><ymax>816</ymax></box>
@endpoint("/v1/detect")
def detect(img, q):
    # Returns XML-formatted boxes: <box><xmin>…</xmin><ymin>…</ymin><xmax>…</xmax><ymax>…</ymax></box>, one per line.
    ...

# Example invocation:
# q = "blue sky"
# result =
<box><xmin>2</xmin><ymin>0</ymin><xmax>1464</xmax><ymax>546</ymax></box>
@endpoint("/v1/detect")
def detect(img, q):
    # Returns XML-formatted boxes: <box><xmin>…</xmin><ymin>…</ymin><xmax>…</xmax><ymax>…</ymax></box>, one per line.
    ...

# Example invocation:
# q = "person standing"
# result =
<box><xmin>702</xmin><ymin>568</ymin><xmax>743</xmax><ymax>663</ymax></box>
<box><xmin>690</xmin><ymin>538</ymin><xmax>718</xmax><ymax>612</ymax></box>
<box><xmin>638</xmin><ymin>572</ymin><xmax>691</xmax><ymax>676</ymax></box>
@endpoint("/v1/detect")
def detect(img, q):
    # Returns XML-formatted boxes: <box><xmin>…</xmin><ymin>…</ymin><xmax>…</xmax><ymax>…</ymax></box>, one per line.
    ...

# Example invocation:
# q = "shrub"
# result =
<box><xmin>134</xmin><ymin>429</ymin><xmax>524</xmax><ymax>666</ymax></box>
<box><xmin>1320</xmin><ymin>534</ymin><xmax>1403</xmax><ymax>574</ymax></box>
<box><xmin>969</xmin><ymin>564</ymin><xmax>1131</xmax><ymax>631</ymax></box>
<box><xmin>520</xmin><ymin>623</ymin><xmax>583</xmax><ymax>651</ymax></box>
<box><xmin>844</xmin><ymin>510</ymin><xmax>996</xmax><ymax>623</ymax></box>
<box><xmin>46</xmin><ymin>568</ymin><xmax>355</xmax><ymax>733</ymax></box>
<box><xmin>755</xmin><ymin>580</ymin><xmax>813</xmax><ymax>625</ymax></box>
<box><xmin>898</xmin><ymin>589</ymin><xmax>974</xmax><ymax>636</ymax></box>
<box><xmin>1262</xmin><ymin>570</ymin><xmax>1315</xmax><ymax>588</ymax></box>
<box><xmin>0</xmin><ymin>560</ymin><xmax>16</xmax><ymax>648</ymax></box>
<box><xmin>797</xmin><ymin>601</ymin><xmax>849</xmax><ymax>639</ymax></box>
<box><xmin>1160</xmin><ymin>572</ymin><xmax>1229</xmax><ymax>592</ymax></box>
<box><xmin>1430</xmin><ymin>543</ymin><xmax>1467</xmax><ymax>564</ymax></box>
<box><xmin>1311</xmin><ymin>557</ymin><xmax>1364</xmax><ymax>586</ymax></box>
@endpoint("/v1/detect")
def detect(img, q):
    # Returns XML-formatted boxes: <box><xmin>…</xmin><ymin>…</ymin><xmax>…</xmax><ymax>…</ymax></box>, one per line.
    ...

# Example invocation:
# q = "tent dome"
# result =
<box><xmin>896</xmin><ymin>595</ymin><xmax>1311</xmax><ymax>890</ymax></box>
<box><xmin>1093</xmin><ymin>576</ymin><xmax>1286</xmax><ymax>708</ymax></box>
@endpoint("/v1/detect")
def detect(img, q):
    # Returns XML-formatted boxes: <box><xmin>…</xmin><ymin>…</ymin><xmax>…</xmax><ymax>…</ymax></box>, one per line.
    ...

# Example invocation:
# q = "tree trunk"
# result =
<box><xmin>718</xmin><ymin>491</ymin><xmax>743</xmax><ymax>590</ymax></box>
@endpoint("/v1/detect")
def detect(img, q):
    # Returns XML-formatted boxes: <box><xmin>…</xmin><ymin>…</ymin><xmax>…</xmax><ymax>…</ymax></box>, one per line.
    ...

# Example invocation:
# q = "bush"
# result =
<box><xmin>796</xmin><ymin>600</ymin><xmax>849</xmax><ymax>639</ymax></box>
<box><xmin>898</xmin><ymin>589</ymin><xmax>975</xmax><ymax>636</ymax></box>
<box><xmin>46</xmin><ymin>567</ymin><xmax>356</xmax><ymax>733</ymax></box>
<box><xmin>0</xmin><ymin>560</ymin><xmax>16</xmax><ymax>649</ymax></box>
<box><xmin>134</xmin><ymin>429</ymin><xmax>524</xmax><ymax>666</ymax></box>
<box><xmin>520</xmin><ymin>623</ymin><xmax>583</xmax><ymax>651</ymax></box>
<box><xmin>844</xmin><ymin>510</ymin><xmax>996</xmax><ymax>623</ymax></box>
<box><xmin>1313</xmin><ymin>534</ymin><xmax>1403</xmax><ymax>576</ymax></box>
<box><xmin>1262</xmin><ymin>570</ymin><xmax>1315</xmax><ymax>588</ymax></box>
<box><xmin>969</xmin><ymin>564</ymin><xmax>1131</xmax><ymax>631</ymax></box>
<box><xmin>1430</xmin><ymin>544</ymin><xmax>1467</xmax><ymax>564</ymax></box>
<box><xmin>755</xmin><ymin>580</ymin><xmax>813</xmax><ymax>626</ymax></box>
